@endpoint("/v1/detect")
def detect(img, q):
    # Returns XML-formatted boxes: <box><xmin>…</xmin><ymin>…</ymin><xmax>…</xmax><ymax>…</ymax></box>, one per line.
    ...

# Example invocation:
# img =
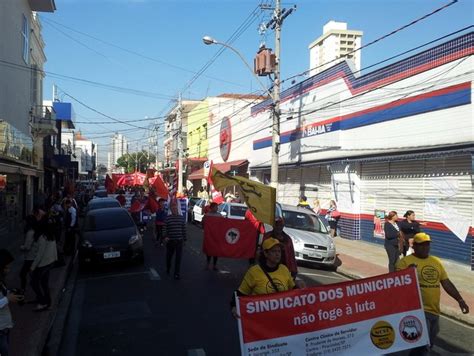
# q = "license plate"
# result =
<box><xmin>103</xmin><ymin>251</ymin><xmax>121</xmax><ymax>259</ymax></box>
<box><xmin>307</xmin><ymin>251</ymin><xmax>322</xmax><ymax>258</ymax></box>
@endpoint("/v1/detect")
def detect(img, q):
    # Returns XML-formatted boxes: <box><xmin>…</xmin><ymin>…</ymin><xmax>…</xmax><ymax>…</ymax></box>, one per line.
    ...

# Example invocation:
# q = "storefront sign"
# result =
<box><xmin>236</xmin><ymin>269</ymin><xmax>428</xmax><ymax>355</ymax></box>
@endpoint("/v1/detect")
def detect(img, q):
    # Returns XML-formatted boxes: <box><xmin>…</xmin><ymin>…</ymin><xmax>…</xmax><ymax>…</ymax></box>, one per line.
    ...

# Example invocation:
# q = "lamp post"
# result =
<box><xmin>202</xmin><ymin>36</ymin><xmax>280</xmax><ymax>189</ymax></box>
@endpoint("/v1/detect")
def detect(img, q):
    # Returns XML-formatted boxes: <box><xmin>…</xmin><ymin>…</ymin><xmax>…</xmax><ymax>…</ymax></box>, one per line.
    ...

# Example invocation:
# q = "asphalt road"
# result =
<box><xmin>58</xmin><ymin>223</ymin><xmax>473</xmax><ymax>356</ymax></box>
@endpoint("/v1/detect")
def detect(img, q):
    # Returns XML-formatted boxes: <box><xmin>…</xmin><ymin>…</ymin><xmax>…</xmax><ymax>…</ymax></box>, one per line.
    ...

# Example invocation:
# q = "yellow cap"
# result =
<box><xmin>413</xmin><ymin>233</ymin><xmax>431</xmax><ymax>244</ymax></box>
<box><xmin>262</xmin><ymin>238</ymin><xmax>282</xmax><ymax>251</ymax></box>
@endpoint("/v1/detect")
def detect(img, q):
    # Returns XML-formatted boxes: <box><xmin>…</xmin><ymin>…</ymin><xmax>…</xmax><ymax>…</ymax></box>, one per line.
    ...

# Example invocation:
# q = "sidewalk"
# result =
<box><xmin>1</xmin><ymin>227</ymin><xmax>74</xmax><ymax>356</ymax></box>
<box><xmin>334</xmin><ymin>237</ymin><xmax>474</xmax><ymax>326</ymax></box>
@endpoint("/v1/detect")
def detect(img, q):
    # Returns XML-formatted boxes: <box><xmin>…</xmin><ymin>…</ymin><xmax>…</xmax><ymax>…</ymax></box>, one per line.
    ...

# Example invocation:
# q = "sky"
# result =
<box><xmin>39</xmin><ymin>0</ymin><xmax>474</xmax><ymax>165</ymax></box>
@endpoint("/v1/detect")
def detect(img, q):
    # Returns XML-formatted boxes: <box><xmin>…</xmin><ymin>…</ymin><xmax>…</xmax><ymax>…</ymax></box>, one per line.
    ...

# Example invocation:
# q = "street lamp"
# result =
<box><xmin>202</xmin><ymin>35</ymin><xmax>280</xmax><ymax>189</ymax></box>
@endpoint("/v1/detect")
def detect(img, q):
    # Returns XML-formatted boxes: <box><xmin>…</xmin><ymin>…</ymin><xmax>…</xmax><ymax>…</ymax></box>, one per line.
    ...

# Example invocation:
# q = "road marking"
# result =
<box><xmin>299</xmin><ymin>272</ymin><xmax>350</xmax><ymax>280</ymax></box>
<box><xmin>188</xmin><ymin>349</ymin><xmax>206</xmax><ymax>356</ymax></box>
<box><xmin>80</xmin><ymin>271</ymin><xmax>149</xmax><ymax>281</ymax></box>
<box><xmin>149</xmin><ymin>267</ymin><xmax>161</xmax><ymax>280</ymax></box>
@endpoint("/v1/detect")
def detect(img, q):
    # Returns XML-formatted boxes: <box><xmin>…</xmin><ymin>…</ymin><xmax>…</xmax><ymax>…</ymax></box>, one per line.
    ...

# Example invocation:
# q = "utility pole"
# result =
<box><xmin>271</xmin><ymin>0</ymin><xmax>281</xmax><ymax>190</ymax></box>
<box><xmin>177</xmin><ymin>94</ymin><xmax>184</xmax><ymax>194</ymax></box>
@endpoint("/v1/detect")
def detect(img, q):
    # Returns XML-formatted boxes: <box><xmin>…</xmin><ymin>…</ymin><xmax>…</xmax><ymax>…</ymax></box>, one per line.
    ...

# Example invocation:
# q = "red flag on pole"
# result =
<box><xmin>105</xmin><ymin>174</ymin><xmax>115</xmax><ymax>194</ymax></box>
<box><xmin>203</xmin><ymin>216</ymin><xmax>258</xmax><ymax>259</ymax></box>
<box><xmin>205</xmin><ymin>160</ymin><xmax>224</xmax><ymax>204</ymax></box>
<box><xmin>149</xmin><ymin>175</ymin><xmax>168</xmax><ymax>199</ymax></box>
<box><xmin>144</xmin><ymin>196</ymin><xmax>159</xmax><ymax>213</ymax></box>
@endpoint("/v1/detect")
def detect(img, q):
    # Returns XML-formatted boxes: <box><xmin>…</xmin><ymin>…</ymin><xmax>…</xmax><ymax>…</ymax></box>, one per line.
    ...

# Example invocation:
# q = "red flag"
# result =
<box><xmin>149</xmin><ymin>175</ymin><xmax>168</xmax><ymax>199</ymax></box>
<box><xmin>144</xmin><ymin>196</ymin><xmax>159</xmax><ymax>213</ymax></box>
<box><xmin>206</xmin><ymin>161</ymin><xmax>224</xmax><ymax>204</ymax></box>
<box><xmin>129</xmin><ymin>200</ymin><xmax>144</xmax><ymax>213</ymax></box>
<box><xmin>245</xmin><ymin>209</ymin><xmax>266</xmax><ymax>234</ymax></box>
<box><xmin>105</xmin><ymin>174</ymin><xmax>115</xmax><ymax>194</ymax></box>
<box><xmin>203</xmin><ymin>216</ymin><xmax>258</xmax><ymax>259</ymax></box>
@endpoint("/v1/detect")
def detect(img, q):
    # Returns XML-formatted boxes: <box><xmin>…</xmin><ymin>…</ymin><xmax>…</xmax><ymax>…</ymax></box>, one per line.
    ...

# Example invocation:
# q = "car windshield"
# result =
<box><xmin>230</xmin><ymin>205</ymin><xmax>247</xmax><ymax>217</ymax></box>
<box><xmin>84</xmin><ymin>211</ymin><xmax>134</xmax><ymax>231</ymax></box>
<box><xmin>282</xmin><ymin>210</ymin><xmax>327</xmax><ymax>233</ymax></box>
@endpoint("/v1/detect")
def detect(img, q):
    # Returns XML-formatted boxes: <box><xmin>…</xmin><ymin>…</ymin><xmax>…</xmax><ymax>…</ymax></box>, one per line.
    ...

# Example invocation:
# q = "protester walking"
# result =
<box><xmin>0</xmin><ymin>249</ymin><xmax>24</xmax><ymax>356</ymax></box>
<box><xmin>230</xmin><ymin>238</ymin><xmax>297</xmax><ymax>318</ymax></box>
<box><xmin>19</xmin><ymin>215</ymin><xmax>38</xmax><ymax>294</ymax></box>
<box><xmin>203</xmin><ymin>202</ymin><xmax>221</xmax><ymax>271</ymax></box>
<box><xmin>297</xmin><ymin>195</ymin><xmax>312</xmax><ymax>210</ymax></box>
<box><xmin>164</xmin><ymin>202</ymin><xmax>186</xmax><ymax>280</ymax></box>
<box><xmin>197</xmin><ymin>186</ymin><xmax>209</xmax><ymax>200</ymax></box>
<box><xmin>326</xmin><ymin>200</ymin><xmax>341</xmax><ymax>237</ymax></box>
<box><xmin>154</xmin><ymin>198</ymin><xmax>167</xmax><ymax>246</ymax></box>
<box><xmin>262</xmin><ymin>217</ymin><xmax>298</xmax><ymax>279</ymax></box>
<box><xmin>312</xmin><ymin>199</ymin><xmax>321</xmax><ymax>215</ymax></box>
<box><xmin>30</xmin><ymin>220</ymin><xmax>58</xmax><ymax>311</ymax></box>
<box><xmin>63</xmin><ymin>199</ymin><xmax>77</xmax><ymax>256</ymax></box>
<box><xmin>399</xmin><ymin>210</ymin><xmax>425</xmax><ymax>256</ymax></box>
<box><xmin>384</xmin><ymin>211</ymin><xmax>402</xmax><ymax>272</ymax></box>
<box><xmin>396</xmin><ymin>233</ymin><xmax>469</xmax><ymax>354</ymax></box>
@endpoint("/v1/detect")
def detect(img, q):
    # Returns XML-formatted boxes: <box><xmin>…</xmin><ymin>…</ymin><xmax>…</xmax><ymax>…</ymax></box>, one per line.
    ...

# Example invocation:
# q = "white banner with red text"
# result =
<box><xmin>236</xmin><ymin>268</ymin><xmax>428</xmax><ymax>355</ymax></box>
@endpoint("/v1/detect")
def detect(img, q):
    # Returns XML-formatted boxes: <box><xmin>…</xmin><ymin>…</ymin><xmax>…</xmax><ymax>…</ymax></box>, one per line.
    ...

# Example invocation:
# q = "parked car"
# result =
<box><xmin>218</xmin><ymin>202</ymin><xmax>248</xmax><ymax>220</ymax></box>
<box><xmin>86</xmin><ymin>197</ymin><xmax>121</xmax><ymax>211</ymax></box>
<box><xmin>187</xmin><ymin>197</ymin><xmax>201</xmax><ymax>222</ymax></box>
<box><xmin>93</xmin><ymin>189</ymin><xmax>108</xmax><ymax>198</ymax></box>
<box><xmin>279</xmin><ymin>204</ymin><xmax>336</xmax><ymax>268</ymax></box>
<box><xmin>79</xmin><ymin>207</ymin><xmax>144</xmax><ymax>268</ymax></box>
<box><xmin>192</xmin><ymin>198</ymin><xmax>208</xmax><ymax>223</ymax></box>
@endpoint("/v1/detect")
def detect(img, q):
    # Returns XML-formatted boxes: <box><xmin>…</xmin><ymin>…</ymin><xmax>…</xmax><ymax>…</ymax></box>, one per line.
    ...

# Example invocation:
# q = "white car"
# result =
<box><xmin>279</xmin><ymin>204</ymin><xmax>337</xmax><ymax>268</ymax></box>
<box><xmin>192</xmin><ymin>198</ymin><xmax>208</xmax><ymax>223</ymax></box>
<box><xmin>218</xmin><ymin>202</ymin><xmax>248</xmax><ymax>220</ymax></box>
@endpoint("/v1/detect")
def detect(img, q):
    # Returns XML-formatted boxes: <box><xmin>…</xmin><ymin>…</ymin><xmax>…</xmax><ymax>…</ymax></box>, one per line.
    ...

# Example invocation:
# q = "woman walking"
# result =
<box><xmin>399</xmin><ymin>210</ymin><xmax>424</xmax><ymax>256</ymax></box>
<box><xmin>30</xmin><ymin>220</ymin><xmax>58</xmax><ymax>311</ymax></box>
<box><xmin>384</xmin><ymin>211</ymin><xmax>402</xmax><ymax>272</ymax></box>
<box><xmin>19</xmin><ymin>215</ymin><xmax>38</xmax><ymax>294</ymax></box>
<box><xmin>326</xmin><ymin>200</ymin><xmax>341</xmax><ymax>238</ymax></box>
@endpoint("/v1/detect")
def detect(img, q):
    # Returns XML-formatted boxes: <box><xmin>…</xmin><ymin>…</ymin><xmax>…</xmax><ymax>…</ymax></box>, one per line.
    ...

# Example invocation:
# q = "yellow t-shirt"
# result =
<box><xmin>396</xmin><ymin>255</ymin><xmax>448</xmax><ymax>315</ymax></box>
<box><xmin>238</xmin><ymin>264</ymin><xmax>295</xmax><ymax>296</ymax></box>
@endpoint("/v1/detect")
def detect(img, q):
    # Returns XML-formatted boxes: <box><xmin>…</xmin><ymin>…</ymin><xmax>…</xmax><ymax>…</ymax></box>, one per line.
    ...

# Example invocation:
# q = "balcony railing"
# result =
<box><xmin>30</xmin><ymin>105</ymin><xmax>58</xmax><ymax>137</ymax></box>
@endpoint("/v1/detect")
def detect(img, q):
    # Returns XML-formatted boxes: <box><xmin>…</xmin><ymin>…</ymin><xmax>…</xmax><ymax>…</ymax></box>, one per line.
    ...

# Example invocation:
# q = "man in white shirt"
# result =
<box><xmin>63</xmin><ymin>199</ymin><xmax>77</xmax><ymax>256</ymax></box>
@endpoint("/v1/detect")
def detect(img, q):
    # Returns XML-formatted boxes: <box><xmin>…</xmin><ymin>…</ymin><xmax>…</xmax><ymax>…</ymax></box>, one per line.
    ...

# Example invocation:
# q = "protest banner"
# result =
<box><xmin>203</xmin><ymin>216</ymin><xmax>258</xmax><ymax>259</ymax></box>
<box><xmin>236</xmin><ymin>268</ymin><xmax>428</xmax><ymax>355</ymax></box>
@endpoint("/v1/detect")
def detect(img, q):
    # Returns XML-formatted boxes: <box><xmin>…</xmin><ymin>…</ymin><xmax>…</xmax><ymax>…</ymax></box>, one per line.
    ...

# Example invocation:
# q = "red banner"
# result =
<box><xmin>203</xmin><ymin>216</ymin><xmax>258</xmax><ymax>259</ymax></box>
<box><xmin>236</xmin><ymin>268</ymin><xmax>428</xmax><ymax>355</ymax></box>
<box><xmin>149</xmin><ymin>175</ymin><xmax>168</xmax><ymax>199</ymax></box>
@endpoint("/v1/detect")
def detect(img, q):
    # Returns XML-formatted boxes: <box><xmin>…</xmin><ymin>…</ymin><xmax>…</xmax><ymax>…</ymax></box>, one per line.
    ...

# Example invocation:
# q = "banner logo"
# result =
<box><xmin>220</xmin><ymin>117</ymin><xmax>232</xmax><ymax>162</ymax></box>
<box><xmin>225</xmin><ymin>228</ymin><xmax>240</xmax><ymax>245</ymax></box>
<box><xmin>399</xmin><ymin>316</ymin><xmax>423</xmax><ymax>343</ymax></box>
<box><xmin>370</xmin><ymin>320</ymin><xmax>395</xmax><ymax>349</ymax></box>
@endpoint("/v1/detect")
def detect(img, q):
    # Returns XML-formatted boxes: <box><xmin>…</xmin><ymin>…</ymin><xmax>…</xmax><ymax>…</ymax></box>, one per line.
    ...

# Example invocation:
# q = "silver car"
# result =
<box><xmin>280</xmin><ymin>204</ymin><xmax>336</xmax><ymax>267</ymax></box>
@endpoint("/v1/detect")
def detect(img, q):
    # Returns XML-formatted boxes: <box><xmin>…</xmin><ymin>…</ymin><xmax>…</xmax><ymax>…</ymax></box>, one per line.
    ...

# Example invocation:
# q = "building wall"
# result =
<box><xmin>187</xmin><ymin>100</ymin><xmax>209</xmax><ymax>159</ymax></box>
<box><xmin>249</xmin><ymin>33</ymin><xmax>474</xmax><ymax>266</ymax></box>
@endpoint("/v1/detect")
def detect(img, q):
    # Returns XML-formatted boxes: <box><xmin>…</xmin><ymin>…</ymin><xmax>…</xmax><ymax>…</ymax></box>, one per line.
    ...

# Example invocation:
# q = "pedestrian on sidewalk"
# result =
<box><xmin>63</xmin><ymin>199</ymin><xmax>77</xmax><ymax>256</ymax></box>
<box><xmin>163</xmin><ymin>202</ymin><xmax>186</xmax><ymax>280</ymax></box>
<box><xmin>396</xmin><ymin>233</ymin><xmax>469</xmax><ymax>354</ymax></box>
<box><xmin>203</xmin><ymin>202</ymin><xmax>221</xmax><ymax>271</ymax></box>
<box><xmin>19</xmin><ymin>215</ymin><xmax>38</xmax><ymax>294</ymax></box>
<box><xmin>384</xmin><ymin>211</ymin><xmax>403</xmax><ymax>272</ymax></box>
<box><xmin>261</xmin><ymin>217</ymin><xmax>298</xmax><ymax>279</ymax></box>
<box><xmin>230</xmin><ymin>238</ymin><xmax>297</xmax><ymax>318</ymax></box>
<box><xmin>399</xmin><ymin>210</ymin><xmax>426</xmax><ymax>256</ymax></box>
<box><xmin>326</xmin><ymin>200</ymin><xmax>341</xmax><ymax>238</ymax></box>
<box><xmin>0</xmin><ymin>249</ymin><xmax>25</xmax><ymax>356</ymax></box>
<box><xmin>154</xmin><ymin>198</ymin><xmax>167</xmax><ymax>246</ymax></box>
<box><xmin>30</xmin><ymin>220</ymin><xmax>58</xmax><ymax>311</ymax></box>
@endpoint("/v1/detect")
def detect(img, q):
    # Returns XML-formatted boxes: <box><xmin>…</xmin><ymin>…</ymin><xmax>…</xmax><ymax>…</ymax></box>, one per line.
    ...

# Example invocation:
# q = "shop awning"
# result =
<box><xmin>188</xmin><ymin>159</ymin><xmax>248</xmax><ymax>180</ymax></box>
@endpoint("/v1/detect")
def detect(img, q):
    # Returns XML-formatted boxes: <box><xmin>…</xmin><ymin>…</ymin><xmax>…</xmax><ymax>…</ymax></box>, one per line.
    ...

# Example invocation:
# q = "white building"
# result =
<box><xmin>0</xmin><ymin>0</ymin><xmax>56</xmax><ymax>226</ymax></box>
<box><xmin>308</xmin><ymin>21</ymin><xmax>363</xmax><ymax>76</ymax></box>
<box><xmin>250</xmin><ymin>32</ymin><xmax>473</xmax><ymax>268</ymax></box>
<box><xmin>75</xmin><ymin>132</ymin><xmax>95</xmax><ymax>175</ymax></box>
<box><xmin>108</xmin><ymin>132</ymin><xmax>128</xmax><ymax>173</ymax></box>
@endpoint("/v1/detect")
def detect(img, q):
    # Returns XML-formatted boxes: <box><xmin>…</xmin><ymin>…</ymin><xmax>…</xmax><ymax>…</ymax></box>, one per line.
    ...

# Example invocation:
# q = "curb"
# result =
<box><xmin>42</xmin><ymin>254</ymin><xmax>79</xmax><ymax>356</ymax></box>
<box><xmin>335</xmin><ymin>266</ymin><xmax>474</xmax><ymax>327</ymax></box>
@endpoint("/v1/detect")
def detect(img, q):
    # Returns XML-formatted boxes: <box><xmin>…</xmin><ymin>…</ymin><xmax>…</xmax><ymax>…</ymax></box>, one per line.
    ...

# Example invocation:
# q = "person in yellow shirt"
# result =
<box><xmin>230</xmin><ymin>238</ymin><xmax>296</xmax><ymax>318</ymax></box>
<box><xmin>396</xmin><ymin>232</ymin><xmax>469</xmax><ymax>353</ymax></box>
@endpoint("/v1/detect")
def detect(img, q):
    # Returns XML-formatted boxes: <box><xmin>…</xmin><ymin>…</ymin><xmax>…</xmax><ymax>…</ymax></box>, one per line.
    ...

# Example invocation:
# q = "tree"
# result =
<box><xmin>116</xmin><ymin>151</ymin><xmax>156</xmax><ymax>173</ymax></box>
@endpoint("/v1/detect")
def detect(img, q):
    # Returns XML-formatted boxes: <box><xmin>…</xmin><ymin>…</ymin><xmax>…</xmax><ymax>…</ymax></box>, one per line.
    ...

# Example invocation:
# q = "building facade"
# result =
<box><xmin>107</xmin><ymin>132</ymin><xmax>128</xmax><ymax>173</ymax></box>
<box><xmin>249</xmin><ymin>32</ymin><xmax>473</xmax><ymax>267</ymax></box>
<box><xmin>0</xmin><ymin>0</ymin><xmax>56</xmax><ymax>231</ymax></box>
<box><xmin>308</xmin><ymin>21</ymin><xmax>363</xmax><ymax>76</ymax></box>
